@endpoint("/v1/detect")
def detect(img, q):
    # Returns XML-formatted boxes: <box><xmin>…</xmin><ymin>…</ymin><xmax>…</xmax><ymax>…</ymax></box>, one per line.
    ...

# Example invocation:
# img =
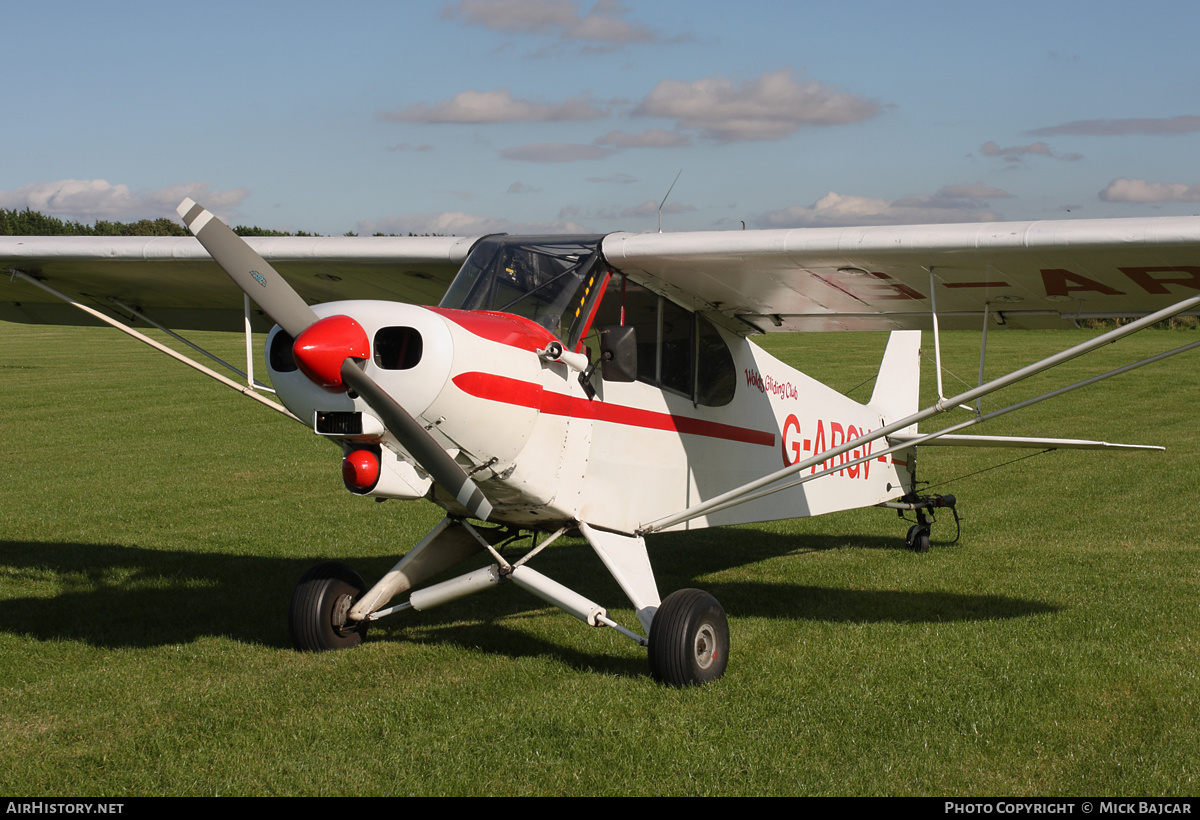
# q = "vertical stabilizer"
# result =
<box><xmin>869</xmin><ymin>330</ymin><xmax>921</xmax><ymax>432</ymax></box>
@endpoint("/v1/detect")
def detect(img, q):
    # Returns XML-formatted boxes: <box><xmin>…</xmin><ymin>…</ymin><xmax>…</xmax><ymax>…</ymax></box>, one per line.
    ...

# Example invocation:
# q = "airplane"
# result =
<box><xmin>3</xmin><ymin>199</ymin><xmax>1199</xmax><ymax>686</ymax></box>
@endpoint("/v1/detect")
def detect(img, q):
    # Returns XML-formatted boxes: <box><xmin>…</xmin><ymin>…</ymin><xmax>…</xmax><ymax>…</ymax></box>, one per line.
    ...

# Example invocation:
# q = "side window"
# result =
<box><xmin>581</xmin><ymin>272</ymin><xmax>627</xmax><ymax>364</ymax></box>
<box><xmin>624</xmin><ymin>281</ymin><xmax>660</xmax><ymax>384</ymax></box>
<box><xmin>659</xmin><ymin>298</ymin><xmax>693</xmax><ymax>395</ymax></box>
<box><xmin>580</xmin><ymin>273</ymin><xmax>655</xmax><ymax>379</ymax></box>
<box><xmin>583</xmin><ymin>273</ymin><xmax>735</xmax><ymax>407</ymax></box>
<box><xmin>696</xmin><ymin>316</ymin><xmax>735</xmax><ymax>407</ymax></box>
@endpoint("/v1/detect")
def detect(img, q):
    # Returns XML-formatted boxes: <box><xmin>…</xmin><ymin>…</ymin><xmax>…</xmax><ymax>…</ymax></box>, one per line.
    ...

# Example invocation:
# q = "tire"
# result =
<box><xmin>648</xmin><ymin>588</ymin><xmax>729</xmax><ymax>687</ymax></box>
<box><xmin>906</xmin><ymin>524</ymin><xmax>931</xmax><ymax>553</ymax></box>
<box><xmin>289</xmin><ymin>561</ymin><xmax>369</xmax><ymax>651</ymax></box>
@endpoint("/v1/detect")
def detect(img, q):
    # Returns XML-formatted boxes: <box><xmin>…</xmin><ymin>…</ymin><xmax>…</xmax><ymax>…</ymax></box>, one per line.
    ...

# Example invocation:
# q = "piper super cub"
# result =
<box><xmin>3</xmin><ymin>198</ymin><xmax>1199</xmax><ymax>685</ymax></box>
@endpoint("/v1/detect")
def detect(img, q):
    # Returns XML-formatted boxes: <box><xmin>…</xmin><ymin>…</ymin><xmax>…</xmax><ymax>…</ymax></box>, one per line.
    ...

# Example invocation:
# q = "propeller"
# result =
<box><xmin>177</xmin><ymin>198</ymin><xmax>493</xmax><ymax>521</ymax></box>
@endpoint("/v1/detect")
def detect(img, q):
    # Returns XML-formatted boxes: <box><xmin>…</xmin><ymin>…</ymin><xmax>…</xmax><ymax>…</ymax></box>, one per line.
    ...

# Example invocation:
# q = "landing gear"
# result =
<box><xmin>906</xmin><ymin>521</ymin><xmax>931</xmax><ymax>553</ymax></box>
<box><xmin>289</xmin><ymin>561</ymin><xmax>369</xmax><ymax>651</ymax></box>
<box><xmin>648</xmin><ymin>588</ymin><xmax>729</xmax><ymax>687</ymax></box>
<box><xmin>888</xmin><ymin>493</ymin><xmax>958</xmax><ymax>552</ymax></box>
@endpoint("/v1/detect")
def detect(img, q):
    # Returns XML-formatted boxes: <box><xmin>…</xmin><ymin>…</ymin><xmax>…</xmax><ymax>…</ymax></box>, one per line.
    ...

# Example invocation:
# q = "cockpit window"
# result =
<box><xmin>583</xmin><ymin>272</ymin><xmax>736</xmax><ymax>407</ymax></box>
<box><xmin>441</xmin><ymin>235</ymin><xmax>607</xmax><ymax>343</ymax></box>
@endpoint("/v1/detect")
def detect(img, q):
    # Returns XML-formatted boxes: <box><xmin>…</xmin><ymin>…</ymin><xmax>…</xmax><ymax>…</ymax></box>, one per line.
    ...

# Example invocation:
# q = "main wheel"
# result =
<box><xmin>648</xmin><ymin>588</ymin><xmax>729</xmax><ymax>687</ymax></box>
<box><xmin>289</xmin><ymin>561</ymin><xmax>369</xmax><ymax>651</ymax></box>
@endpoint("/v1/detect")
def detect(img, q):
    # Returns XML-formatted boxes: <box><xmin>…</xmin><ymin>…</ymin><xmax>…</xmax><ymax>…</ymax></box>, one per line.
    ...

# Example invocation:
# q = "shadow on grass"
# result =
<box><xmin>0</xmin><ymin>529</ymin><xmax>1056</xmax><ymax>673</ymax></box>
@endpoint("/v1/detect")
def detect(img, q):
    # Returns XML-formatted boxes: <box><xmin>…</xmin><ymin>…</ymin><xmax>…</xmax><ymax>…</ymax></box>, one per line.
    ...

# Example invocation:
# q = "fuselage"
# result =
<box><xmin>265</xmin><ymin>236</ymin><xmax>914</xmax><ymax>533</ymax></box>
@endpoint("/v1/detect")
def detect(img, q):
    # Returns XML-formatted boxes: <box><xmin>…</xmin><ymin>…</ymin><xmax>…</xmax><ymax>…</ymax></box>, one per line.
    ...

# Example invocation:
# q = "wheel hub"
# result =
<box><xmin>331</xmin><ymin>593</ymin><xmax>356</xmax><ymax>636</ymax></box>
<box><xmin>693</xmin><ymin>623</ymin><xmax>717</xmax><ymax>670</ymax></box>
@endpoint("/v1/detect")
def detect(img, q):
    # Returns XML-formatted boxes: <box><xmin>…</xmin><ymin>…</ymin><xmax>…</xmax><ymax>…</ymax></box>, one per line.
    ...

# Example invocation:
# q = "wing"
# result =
<box><xmin>0</xmin><ymin>235</ymin><xmax>482</xmax><ymax>331</ymax></box>
<box><xmin>601</xmin><ymin>216</ymin><xmax>1200</xmax><ymax>332</ymax></box>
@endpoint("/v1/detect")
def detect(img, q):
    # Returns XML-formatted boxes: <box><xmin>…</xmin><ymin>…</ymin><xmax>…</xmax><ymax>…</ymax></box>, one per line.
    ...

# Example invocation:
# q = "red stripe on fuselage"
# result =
<box><xmin>452</xmin><ymin>371</ymin><xmax>775</xmax><ymax>447</ymax></box>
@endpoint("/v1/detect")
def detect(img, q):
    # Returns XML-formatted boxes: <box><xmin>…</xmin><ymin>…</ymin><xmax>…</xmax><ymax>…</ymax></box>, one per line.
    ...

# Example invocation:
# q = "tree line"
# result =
<box><xmin>0</xmin><ymin>208</ymin><xmax>435</xmax><ymax>237</ymax></box>
<box><xmin>0</xmin><ymin>208</ymin><xmax>320</xmax><ymax>237</ymax></box>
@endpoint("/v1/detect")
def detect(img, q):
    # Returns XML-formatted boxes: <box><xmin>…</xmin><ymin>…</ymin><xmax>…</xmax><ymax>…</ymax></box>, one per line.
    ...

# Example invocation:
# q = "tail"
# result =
<box><xmin>868</xmin><ymin>330</ymin><xmax>921</xmax><ymax>433</ymax></box>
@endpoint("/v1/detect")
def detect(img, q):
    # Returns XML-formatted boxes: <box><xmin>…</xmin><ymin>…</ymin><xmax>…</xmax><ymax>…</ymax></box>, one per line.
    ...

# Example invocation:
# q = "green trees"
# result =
<box><xmin>0</xmin><ymin>209</ymin><xmax>188</xmax><ymax>236</ymax></box>
<box><xmin>0</xmin><ymin>209</ymin><xmax>318</xmax><ymax>237</ymax></box>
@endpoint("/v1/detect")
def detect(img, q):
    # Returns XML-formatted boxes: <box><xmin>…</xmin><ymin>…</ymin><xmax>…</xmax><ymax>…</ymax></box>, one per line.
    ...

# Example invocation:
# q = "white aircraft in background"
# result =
<box><xmin>2</xmin><ymin>199</ymin><xmax>1198</xmax><ymax>686</ymax></box>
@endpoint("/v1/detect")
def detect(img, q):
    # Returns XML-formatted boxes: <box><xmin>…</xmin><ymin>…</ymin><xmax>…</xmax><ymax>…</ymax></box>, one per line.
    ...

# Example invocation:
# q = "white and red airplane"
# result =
<box><xmin>3</xmin><ymin>200</ymin><xmax>1199</xmax><ymax>685</ymax></box>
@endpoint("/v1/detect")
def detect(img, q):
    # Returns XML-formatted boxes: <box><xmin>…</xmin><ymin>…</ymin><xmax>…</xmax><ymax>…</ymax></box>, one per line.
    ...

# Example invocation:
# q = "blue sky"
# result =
<box><xmin>4</xmin><ymin>0</ymin><xmax>1199</xmax><ymax>236</ymax></box>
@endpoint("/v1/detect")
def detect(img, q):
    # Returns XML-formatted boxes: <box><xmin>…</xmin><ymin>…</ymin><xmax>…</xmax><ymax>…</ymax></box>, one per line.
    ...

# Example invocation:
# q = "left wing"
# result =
<box><xmin>0</xmin><ymin>235</ymin><xmax>482</xmax><ymax>331</ymax></box>
<box><xmin>602</xmin><ymin>217</ymin><xmax>1200</xmax><ymax>332</ymax></box>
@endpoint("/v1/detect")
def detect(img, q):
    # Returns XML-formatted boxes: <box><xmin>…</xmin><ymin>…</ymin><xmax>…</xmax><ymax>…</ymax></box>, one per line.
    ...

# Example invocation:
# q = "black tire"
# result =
<box><xmin>648</xmin><ymin>588</ymin><xmax>729</xmax><ymax>687</ymax></box>
<box><xmin>289</xmin><ymin>561</ymin><xmax>368</xmax><ymax>651</ymax></box>
<box><xmin>906</xmin><ymin>524</ymin><xmax>931</xmax><ymax>553</ymax></box>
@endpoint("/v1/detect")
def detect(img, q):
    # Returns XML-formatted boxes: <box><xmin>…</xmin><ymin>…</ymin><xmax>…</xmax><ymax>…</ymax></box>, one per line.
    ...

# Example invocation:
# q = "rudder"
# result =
<box><xmin>868</xmin><ymin>330</ymin><xmax>921</xmax><ymax>433</ymax></box>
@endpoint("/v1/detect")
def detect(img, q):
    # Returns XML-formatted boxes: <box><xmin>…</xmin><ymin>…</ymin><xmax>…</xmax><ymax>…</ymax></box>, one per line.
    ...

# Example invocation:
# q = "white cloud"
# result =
<box><xmin>507</xmin><ymin>181</ymin><xmax>541</xmax><ymax>193</ymax></box>
<box><xmin>358</xmin><ymin>210</ymin><xmax>588</xmax><ymax>236</ymax></box>
<box><xmin>632</xmin><ymin>67</ymin><xmax>882</xmax><ymax>143</ymax></box>
<box><xmin>499</xmin><ymin>142</ymin><xmax>615</xmax><ymax>162</ymax></box>
<box><xmin>1029</xmin><ymin>115</ymin><xmax>1200</xmax><ymax>137</ymax></box>
<box><xmin>0</xmin><ymin>179</ymin><xmax>248</xmax><ymax>222</ymax></box>
<box><xmin>593</xmin><ymin>128</ymin><xmax>691</xmax><ymax>148</ymax></box>
<box><xmin>562</xmin><ymin>1</ymin><xmax>659</xmax><ymax>43</ymax></box>
<box><xmin>443</xmin><ymin>0</ymin><xmax>667</xmax><ymax>44</ymax></box>
<box><xmin>383</xmin><ymin>89</ymin><xmax>609</xmax><ymax>123</ymax></box>
<box><xmin>758</xmin><ymin>190</ymin><xmax>1001</xmax><ymax>228</ymax></box>
<box><xmin>1099</xmin><ymin>178</ymin><xmax>1200</xmax><ymax>203</ymax></box>
<box><xmin>444</xmin><ymin>0</ymin><xmax>577</xmax><ymax>32</ymax></box>
<box><xmin>980</xmin><ymin>141</ymin><xmax>1081</xmax><ymax>162</ymax></box>
<box><xmin>892</xmin><ymin>183</ymin><xmax>1013</xmax><ymax>210</ymax></box>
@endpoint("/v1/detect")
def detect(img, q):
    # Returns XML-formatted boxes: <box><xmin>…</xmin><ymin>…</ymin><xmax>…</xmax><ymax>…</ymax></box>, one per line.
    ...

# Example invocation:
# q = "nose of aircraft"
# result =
<box><xmin>179</xmin><ymin>195</ymin><xmax>493</xmax><ymax>521</ymax></box>
<box><xmin>269</xmin><ymin>300</ymin><xmax>457</xmax><ymax>429</ymax></box>
<box><xmin>292</xmin><ymin>314</ymin><xmax>370</xmax><ymax>392</ymax></box>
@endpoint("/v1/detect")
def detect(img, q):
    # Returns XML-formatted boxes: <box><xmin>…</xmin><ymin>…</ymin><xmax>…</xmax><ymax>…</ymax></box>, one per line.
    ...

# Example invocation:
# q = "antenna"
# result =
<box><xmin>658</xmin><ymin>170</ymin><xmax>682</xmax><ymax>233</ymax></box>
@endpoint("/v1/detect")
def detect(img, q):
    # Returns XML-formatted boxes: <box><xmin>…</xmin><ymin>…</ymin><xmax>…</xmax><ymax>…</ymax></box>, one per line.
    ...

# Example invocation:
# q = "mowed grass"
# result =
<box><xmin>0</xmin><ymin>320</ymin><xmax>1197</xmax><ymax>796</ymax></box>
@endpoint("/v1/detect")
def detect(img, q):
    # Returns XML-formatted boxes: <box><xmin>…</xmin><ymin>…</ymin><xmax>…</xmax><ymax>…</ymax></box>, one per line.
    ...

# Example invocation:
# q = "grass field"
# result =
<box><xmin>1</xmin><ymin>320</ymin><xmax>1197</xmax><ymax>796</ymax></box>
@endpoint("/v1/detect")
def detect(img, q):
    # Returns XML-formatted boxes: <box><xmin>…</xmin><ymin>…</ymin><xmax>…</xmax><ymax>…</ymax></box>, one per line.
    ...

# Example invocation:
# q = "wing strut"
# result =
<box><xmin>639</xmin><ymin>293</ymin><xmax>1200</xmax><ymax>534</ymax></box>
<box><xmin>105</xmin><ymin>294</ymin><xmax>274</xmax><ymax>393</ymax></box>
<box><xmin>8</xmin><ymin>270</ymin><xmax>299</xmax><ymax>421</ymax></box>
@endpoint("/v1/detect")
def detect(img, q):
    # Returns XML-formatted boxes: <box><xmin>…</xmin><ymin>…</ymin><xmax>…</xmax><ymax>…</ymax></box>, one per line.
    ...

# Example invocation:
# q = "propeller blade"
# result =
<box><xmin>177</xmin><ymin>198</ymin><xmax>319</xmax><ymax>337</ymax></box>
<box><xmin>340</xmin><ymin>361</ymin><xmax>493</xmax><ymax>521</ymax></box>
<box><xmin>178</xmin><ymin>198</ymin><xmax>493</xmax><ymax>522</ymax></box>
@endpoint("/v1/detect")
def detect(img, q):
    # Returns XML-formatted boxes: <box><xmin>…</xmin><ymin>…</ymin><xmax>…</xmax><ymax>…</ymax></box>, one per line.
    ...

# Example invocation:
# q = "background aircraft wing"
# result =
<box><xmin>0</xmin><ymin>235</ymin><xmax>482</xmax><ymax>331</ymax></box>
<box><xmin>602</xmin><ymin>217</ymin><xmax>1200</xmax><ymax>332</ymax></box>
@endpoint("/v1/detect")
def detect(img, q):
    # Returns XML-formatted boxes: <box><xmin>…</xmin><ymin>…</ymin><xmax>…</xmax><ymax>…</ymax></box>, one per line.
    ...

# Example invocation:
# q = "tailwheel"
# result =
<box><xmin>289</xmin><ymin>561</ymin><xmax>369</xmax><ymax>651</ymax></box>
<box><xmin>906</xmin><ymin>523</ymin><xmax>931</xmax><ymax>553</ymax></box>
<box><xmin>648</xmin><ymin>588</ymin><xmax>729</xmax><ymax>687</ymax></box>
<box><xmin>897</xmin><ymin>495</ymin><xmax>956</xmax><ymax>552</ymax></box>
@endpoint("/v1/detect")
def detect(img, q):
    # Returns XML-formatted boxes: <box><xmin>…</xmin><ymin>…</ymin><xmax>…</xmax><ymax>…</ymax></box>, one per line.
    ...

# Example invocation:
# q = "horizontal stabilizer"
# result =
<box><xmin>889</xmin><ymin>433</ymin><xmax>1162</xmax><ymax>451</ymax></box>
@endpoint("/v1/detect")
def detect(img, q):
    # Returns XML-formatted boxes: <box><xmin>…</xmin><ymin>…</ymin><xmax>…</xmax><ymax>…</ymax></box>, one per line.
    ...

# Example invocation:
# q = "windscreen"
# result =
<box><xmin>440</xmin><ymin>235</ymin><xmax>606</xmax><ymax>343</ymax></box>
